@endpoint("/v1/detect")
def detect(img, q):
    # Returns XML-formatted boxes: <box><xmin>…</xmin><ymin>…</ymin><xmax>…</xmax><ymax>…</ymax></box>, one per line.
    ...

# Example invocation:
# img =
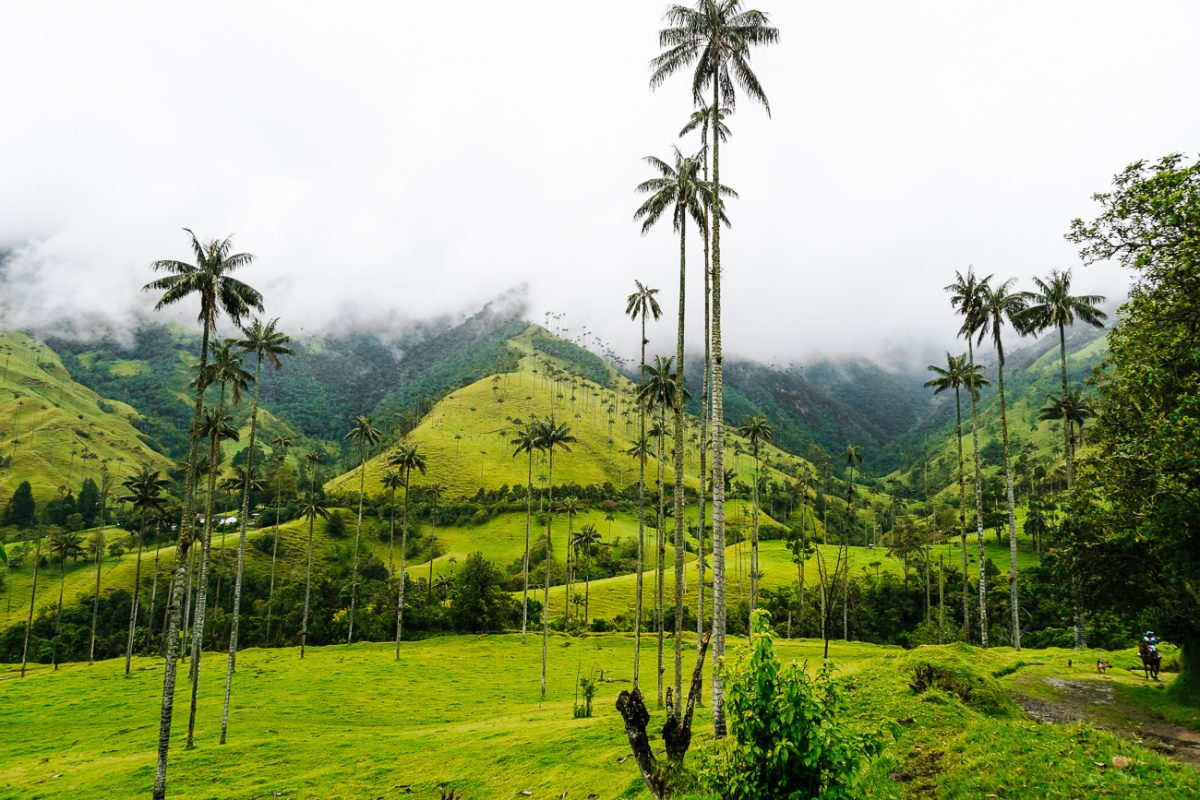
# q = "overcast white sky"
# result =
<box><xmin>1</xmin><ymin>1</ymin><xmax>1196</xmax><ymax>365</ymax></box>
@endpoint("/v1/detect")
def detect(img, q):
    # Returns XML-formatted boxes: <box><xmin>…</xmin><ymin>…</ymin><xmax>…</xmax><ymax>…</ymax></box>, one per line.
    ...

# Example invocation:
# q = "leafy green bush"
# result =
<box><xmin>700</xmin><ymin>611</ymin><xmax>885</xmax><ymax>799</ymax></box>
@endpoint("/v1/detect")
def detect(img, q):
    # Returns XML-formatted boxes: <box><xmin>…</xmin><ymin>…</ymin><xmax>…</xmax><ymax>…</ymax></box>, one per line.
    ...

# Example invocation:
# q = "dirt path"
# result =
<box><xmin>1015</xmin><ymin>677</ymin><xmax>1200</xmax><ymax>768</ymax></box>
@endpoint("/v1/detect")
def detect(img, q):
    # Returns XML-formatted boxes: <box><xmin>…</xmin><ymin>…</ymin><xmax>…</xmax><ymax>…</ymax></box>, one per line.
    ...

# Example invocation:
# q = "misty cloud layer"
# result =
<box><xmin>2</xmin><ymin>1</ymin><xmax>1196</xmax><ymax>363</ymax></box>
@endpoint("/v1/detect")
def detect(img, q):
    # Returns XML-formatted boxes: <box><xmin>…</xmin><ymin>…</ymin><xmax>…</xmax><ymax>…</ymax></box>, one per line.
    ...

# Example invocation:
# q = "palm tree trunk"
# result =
<box><xmin>521</xmin><ymin>454</ymin><xmax>532</xmax><ymax>643</ymax></box>
<box><xmin>221</xmin><ymin>357</ymin><xmax>264</xmax><ymax>744</ymax></box>
<box><xmin>954</xmin><ymin>388</ymin><xmax>970</xmax><ymax>642</ymax></box>
<box><xmin>148</xmin><ymin>526</ymin><xmax>162</xmax><ymax>650</ymax></box>
<box><xmin>348</xmin><ymin>447</ymin><xmax>366</xmax><ymax>644</ymax></box>
<box><xmin>20</xmin><ymin>535</ymin><xmax>42</xmax><ymax>678</ymax></box>
<box><xmin>265</xmin><ymin>463</ymin><xmax>287</xmax><ymax>645</ymax></box>
<box><xmin>750</xmin><ymin>448</ymin><xmax>761</xmax><ymax>634</ymax></box>
<box><xmin>656</xmin><ymin>406</ymin><xmax>666</xmax><ymax>710</ymax></box>
<box><xmin>89</xmin><ymin>534</ymin><xmax>103</xmax><ymax>665</ymax></box>
<box><xmin>966</xmin><ymin>339</ymin><xmax>989</xmax><ymax>648</ymax></box>
<box><xmin>541</xmin><ymin>446</ymin><xmax>556</xmax><ymax>699</ymax></box>
<box><xmin>395</xmin><ymin>471</ymin><xmax>411</xmax><ymax>658</ymax></box>
<box><xmin>153</xmin><ymin>319</ymin><xmax>211</xmax><ymax>800</ymax></box>
<box><xmin>53</xmin><ymin>555</ymin><xmax>66</xmax><ymax>670</ymax></box>
<box><xmin>1059</xmin><ymin>322</ymin><xmax>1087</xmax><ymax>648</ymax></box>
<box><xmin>126</xmin><ymin>514</ymin><xmax>146</xmax><ymax>674</ymax></box>
<box><xmin>708</xmin><ymin>78</ymin><xmax>728</xmax><ymax>739</ymax></box>
<box><xmin>995</xmin><ymin>344</ymin><xmax>1021</xmax><ymax>650</ymax></box>
<box><xmin>634</xmin><ymin>318</ymin><xmax>647</xmax><ymax>690</ymax></box>
<box><xmin>427</xmin><ymin>505</ymin><xmax>437</xmax><ymax>602</ymax></box>
<box><xmin>697</xmin><ymin>139</ymin><xmax>712</xmax><ymax>653</ymax></box>
<box><xmin>301</xmin><ymin>513</ymin><xmax>315</xmax><ymax>659</ymax></box>
<box><xmin>672</xmin><ymin>221</ymin><xmax>688</xmax><ymax>709</ymax></box>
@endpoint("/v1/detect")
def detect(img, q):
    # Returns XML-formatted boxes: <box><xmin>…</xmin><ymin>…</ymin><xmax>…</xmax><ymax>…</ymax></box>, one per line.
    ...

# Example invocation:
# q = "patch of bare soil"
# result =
<box><xmin>1015</xmin><ymin>678</ymin><xmax>1200</xmax><ymax>769</ymax></box>
<box><xmin>888</xmin><ymin>744</ymin><xmax>945</xmax><ymax>798</ymax></box>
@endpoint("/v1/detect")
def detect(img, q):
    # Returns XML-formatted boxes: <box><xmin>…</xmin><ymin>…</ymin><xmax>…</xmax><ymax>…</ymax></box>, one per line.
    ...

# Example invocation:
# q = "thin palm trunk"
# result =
<box><xmin>153</xmin><ymin>319</ymin><xmax>210</xmax><ymax>800</ymax></box>
<box><xmin>708</xmin><ymin>79</ymin><xmax>728</xmax><ymax>739</ymax></box>
<box><xmin>1059</xmin><ymin>322</ymin><xmax>1087</xmax><ymax>648</ymax></box>
<box><xmin>187</xmin><ymin>382</ymin><xmax>226</xmax><ymax>749</ymax></box>
<box><xmin>749</xmin><ymin>446</ymin><xmax>761</xmax><ymax>632</ymax></box>
<box><xmin>966</xmin><ymin>339</ymin><xmax>989</xmax><ymax>648</ymax></box>
<box><xmin>221</xmin><ymin>356</ymin><xmax>264</xmax><ymax>743</ymax></box>
<box><xmin>656</xmin><ymin>405</ymin><xmax>666</xmax><ymax>709</ymax></box>
<box><xmin>265</xmin><ymin>477</ymin><xmax>283</xmax><ymax>644</ymax></box>
<box><xmin>541</xmin><ymin>447</ymin><xmax>556</xmax><ymax>699</ymax></box>
<box><xmin>697</xmin><ymin>142</ymin><xmax>711</xmax><ymax>652</ymax></box>
<box><xmin>954</xmin><ymin>387</ymin><xmax>970</xmax><ymax>642</ymax></box>
<box><xmin>672</xmin><ymin>219</ymin><xmax>687</xmax><ymax>709</ymax></box>
<box><xmin>521</xmin><ymin>452</ymin><xmax>533</xmax><ymax>643</ymax></box>
<box><xmin>395</xmin><ymin>469</ymin><xmax>412</xmax><ymax>658</ymax></box>
<box><xmin>20</xmin><ymin>535</ymin><xmax>42</xmax><ymax>678</ymax></box>
<box><xmin>125</xmin><ymin>513</ymin><xmax>146</xmax><ymax>674</ymax></box>
<box><xmin>994</xmin><ymin>342</ymin><xmax>1021</xmax><ymax>650</ymax></box>
<box><xmin>148</xmin><ymin>526</ymin><xmax>162</xmax><ymax>649</ymax></box>
<box><xmin>88</xmin><ymin>495</ymin><xmax>107</xmax><ymax>664</ymax></box>
<box><xmin>53</xmin><ymin>553</ymin><xmax>66</xmax><ymax>670</ymax></box>
<box><xmin>634</xmin><ymin>321</ymin><xmax>647</xmax><ymax>690</ymax></box>
<box><xmin>348</xmin><ymin>446</ymin><xmax>366</xmax><ymax>644</ymax></box>
<box><xmin>427</xmin><ymin>506</ymin><xmax>438</xmax><ymax>602</ymax></box>
<box><xmin>300</xmin><ymin>462</ymin><xmax>318</xmax><ymax>658</ymax></box>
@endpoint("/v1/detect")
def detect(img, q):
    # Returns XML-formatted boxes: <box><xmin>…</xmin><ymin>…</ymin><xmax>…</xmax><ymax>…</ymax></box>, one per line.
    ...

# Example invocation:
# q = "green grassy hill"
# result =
<box><xmin>2</xmin><ymin>635</ymin><xmax>1195</xmax><ymax>798</ymax></box>
<box><xmin>0</xmin><ymin>332</ymin><xmax>173</xmax><ymax>502</ymax></box>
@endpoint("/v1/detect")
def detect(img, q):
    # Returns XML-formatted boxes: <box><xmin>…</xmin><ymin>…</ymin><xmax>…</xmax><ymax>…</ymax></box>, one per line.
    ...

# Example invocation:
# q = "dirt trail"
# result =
<box><xmin>1015</xmin><ymin>677</ymin><xmax>1200</xmax><ymax>768</ymax></box>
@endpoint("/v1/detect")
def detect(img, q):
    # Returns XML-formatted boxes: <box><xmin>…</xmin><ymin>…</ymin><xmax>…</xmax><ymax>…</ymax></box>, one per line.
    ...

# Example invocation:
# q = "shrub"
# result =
<box><xmin>700</xmin><ymin>610</ymin><xmax>885</xmax><ymax>800</ymax></box>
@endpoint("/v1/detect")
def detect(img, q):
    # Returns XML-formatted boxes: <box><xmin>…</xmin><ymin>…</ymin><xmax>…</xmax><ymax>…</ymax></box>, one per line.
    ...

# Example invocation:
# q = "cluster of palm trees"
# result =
<box><xmin>935</xmin><ymin>267</ymin><xmax>1105</xmax><ymax>653</ymax></box>
<box><xmin>622</xmin><ymin>0</ymin><xmax>778</xmax><ymax>738</ymax></box>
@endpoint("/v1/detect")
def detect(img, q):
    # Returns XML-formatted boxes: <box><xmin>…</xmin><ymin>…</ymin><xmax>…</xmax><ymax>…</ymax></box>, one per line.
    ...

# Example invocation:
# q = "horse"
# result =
<box><xmin>1138</xmin><ymin>641</ymin><xmax>1161</xmax><ymax>680</ymax></box>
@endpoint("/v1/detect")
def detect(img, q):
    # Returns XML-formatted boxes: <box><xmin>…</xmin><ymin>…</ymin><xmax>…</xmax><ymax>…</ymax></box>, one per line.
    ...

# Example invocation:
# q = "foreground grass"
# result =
<box><xmin>3</xmin><ymin>634</ymin><xmax>1198</xmax><ymax>799</ymax></box>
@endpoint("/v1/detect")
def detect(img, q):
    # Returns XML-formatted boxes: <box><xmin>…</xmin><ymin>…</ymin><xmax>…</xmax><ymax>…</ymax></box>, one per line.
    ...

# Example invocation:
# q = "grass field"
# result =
<box><xmin>1</xmin><ymin>634</ymin><xmax>1196</xmax><ymax>799</ymax></box>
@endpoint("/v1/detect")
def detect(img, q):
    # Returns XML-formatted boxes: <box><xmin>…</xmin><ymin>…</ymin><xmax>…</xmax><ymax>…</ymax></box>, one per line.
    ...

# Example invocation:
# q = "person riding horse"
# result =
<box><xmin>1139</xmin><ymin>630</ymin><xmax>1162</xmax><ymax>680</ymax></box>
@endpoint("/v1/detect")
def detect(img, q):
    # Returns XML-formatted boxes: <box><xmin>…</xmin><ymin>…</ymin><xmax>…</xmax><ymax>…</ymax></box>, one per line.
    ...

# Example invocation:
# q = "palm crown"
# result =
<box><xmin>143</xmin><ymin>229</ymin><xmax>263</xmax><ymax>333</ymax></box>
<box><xmin>924</xmin><ymin>352</ymin><xmax>990</xmax><ymax>402</ymax></box>
<box><xmin>236</xmin><ymin>317</ymin><xmax>294</xmax><ymax>370</ymax></box>
<box><xmin>1019</xmin><ymin>269</ymin><xmax>1107</xmax><ymax>334</ymax></box>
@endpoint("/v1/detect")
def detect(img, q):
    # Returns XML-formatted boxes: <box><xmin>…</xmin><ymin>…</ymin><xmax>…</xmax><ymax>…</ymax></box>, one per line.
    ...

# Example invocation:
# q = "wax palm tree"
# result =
<box><xmin>535</xmin><ymin>418</ymin><xmax>574</xmax><ymax>699</ymax></box>
<box><xmin>143</xmin><ymin>229</ymin><xmax>261</xmax><ymax>799</ymax></box>
<box><xmin>637</xmin><ymin>355</ymin><xmax>686</xmax><ymax>708</ymax></box>
<box><xmin>298</xmin><ymin>491</ymin><xmax>329</xmax><ymax>659</ymax></box>
<box><xmin>49</xmin><ymin>527</ymin><xmax>84</xmax><ymax>670</ymax></box>
<box><xmin>387</xmin><ymin>443</ymin><xmax>425</xmax><ymax>657</ymax></box>
<box><xmin>119</xmin><ymin>467</ymin><xmax>169</xmax><ymax>675</ymax></box>
<box><xmin>19</xmin><ymin>533</ymin><xmax>43</xmax><ymax>678</ymax></box>
<box><xmin>735</xmin><ymin>415</ymin><xmax>772</xmax><ymax>628</ymax></box>
<box><xmin>88</xmin><ymin>465</ymin><xmax>112</xmax><ymax>665</ymax></box>
<box><xmin>381</xmin><ymin>471</ymin><xmax>403</xmax><ymax>574</ymax></box>
<box><xmin>574</xmin><ymin>523</ymin><xmax>602</xmax><ymax>623</ymax></box>
<box><xmin>652</xmin><ymin>0</ymin><xmax>778</xmax><ymax>739</ymax></box>
<box><xmin>635</xmin><ymin>148</ymin><xmax>733</xmax><ymax>708</ymax></box>
<box><xmin>562</xmin><ymin>496</ymin><xmax>580</xmax><ymax>623</ymax></box>
<box><xmin>345</xmin><ymin>416</ymin><xmax>382</xmax><ymax>644</ymax></box>
<box><xmin>840</xmin><ymin>444</ymin><xmax>862</xmax><ymax>641</ymax></box>
<box><xmin>220</xmin><ymin>317</ymin><xmax>291</xmax><ymax>742</ymax></box>
<box><xmin>1019</xmin><ymin>269</ymin><xmax>1107</xmax><ymax>487</ymax></box>
<box><xmin>680</xmin><ymin>102</ymin><xmax>731</xmax><ymax>650</ymax></box>
<box><xmin>925</xmin><ymin>353</ymin><xmax>988</xmax><ymax>642</ymax></box>
<box><xmin>264</xmin><ymin>433</ymin><xmax>294</xmax><ymax>644</ymax></box>
<box><xmin>624</xmin><ymin>280</ymin><xmax>661</xmax><ymax>690</ymax></box>
<box><xmin>946</xmin><ymin>268</ymin><xmax>992</xmax><ymax>648</ymax></box>
<box><xmin>973</xmin><ymin>278</ymin><xmax>1028</xmax><ymax>650</ymax></box>
<box><xmin>424</xmin><ymin>483</ymin><xmax>445</xmax><ymax>601</ymax></box>
<box><xmin>1038</xmin><ymin>388</ymin><xmax>1096</xmax><ymax>452</ymax></box>
<box><xmin>511</xmin><ymin>425</ymin><xmax>540</xmax><ymax>643</ymax></box>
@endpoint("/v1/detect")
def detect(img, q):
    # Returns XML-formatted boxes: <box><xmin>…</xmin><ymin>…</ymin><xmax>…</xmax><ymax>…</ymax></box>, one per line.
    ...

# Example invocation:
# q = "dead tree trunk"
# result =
<box><xmin>616</xmin><ymin>633</ymin><xmax>712</xmax><ymax>798</ymax></box>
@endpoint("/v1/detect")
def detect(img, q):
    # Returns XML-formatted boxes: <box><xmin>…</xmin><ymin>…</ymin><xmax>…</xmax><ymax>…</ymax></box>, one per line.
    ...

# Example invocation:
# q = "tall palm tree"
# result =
<box><xmin>925</xmin><ymin>353</ymin><xmax>988</xmax><ymax>642</ymax></box>
<box><xmin>974</xmin><ymin>279</ymin><xmax>1028</xmax><ymax>650</ymax></box>
<box><xmin>638</xmin><ymin>355</ymin><xmax>685</xmax><ymax>707</ymax></box>
<box><xmin>345</xmin><ymin>416</ymin><xmax>382</xmax><ymax>644</ymax></box>
<box><xmin>635</xmin><ymin>147</ymin><xmax>734</xmax><ymax>711</ymax></box>
<box><xmin>119</xmin><ymin>467</ymin><xmax>169</xmax><ymax>675</ymax></box>
<box><xmin>1020</xmin><ymin>269</ymin><xmax>1106</xmax><ymax>489</ymax></box>
<box><xmin>682</xmin><ymin>104</ymin><xmax>731</xmax><ymax>650</ymax></box>
<box><xmin>221</xmin><ymin>318</ymin><xmax>291</xmax><ymax>744</ymax></box>
<box><xmin>535</xmin><ymin>418</ymin><xmax>575</xmax><ymax>699</ymax></box>
<box><xmin>840</xmin><ymin>444</ymin><xmax>862</xmax><ymax>641</ymax></box>
<box><xmin>264</xmin><ymin>433</ymin><xmax>294</xmax><ymax>644</ymax></box>
<box><xmin>946</xmin><ymin>268</ymin><xmax>992</xmax><ymax>648</ymax></box>
<box><xmin>1038</xmin><ymin>388</ymin><xmax>1096</xmax><ymax>452</ymax></box>
<box><xmin>298</xmin><ymin>490</ymin><xmax>329</xmax><ymax>659</ymax></box>
<box><xmin>511</xmin><ymin>425</ymin><xmax>540</xmax><ymax>643</ymax></box>
<box><xmin>381</xmin><ymin>471</ymin><xmax>403</xmax><ymax>575</ymax></box>
<box><xmin>651</xmin><ymin>0</ymin><xmax>778</xmax><ymax>737</ymax></box>
<box><xmin>736</xmin><ymin>415</ymin><xmax>772</xmax><ymax>629</ymax></box>
<box><xmin>624</xmin><ymin>280</ymin><xmax>661</xmax><ymax>690</ymax></box>
<box><xmin>420</xmin><ymin>483</ymin><xmax>446</xmax><ymax>601</ymax></box>
<box><xmin>387</xmin><ymin>443</ymin><xmax>425</xmax><ymax>657</ymax></box>
<box><xmin>143</xmin><ymin>229</ymin><xmax>261</xmax><ymax>799</ymax></box>
<box><xmin>574</xmin><ymin>523</ymin><xmax>602</xmax><ymax>623</ymax></box>
<box><xmin>562</xmin><ymin>496</ymin><xmax>580</xmax><ymax>623</ymax></box>
<box><xmin>19</xmin><ymin>532</ymin><xmax>43</xmax><ymax>678</ymax></box>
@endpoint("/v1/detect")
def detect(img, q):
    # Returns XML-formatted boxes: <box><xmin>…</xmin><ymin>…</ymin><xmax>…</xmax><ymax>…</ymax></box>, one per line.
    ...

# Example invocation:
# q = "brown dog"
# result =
<box><xmin>1097</xmin><ymin>659</ymin><xmax>1112</xmax><ymax>673</ymax></box>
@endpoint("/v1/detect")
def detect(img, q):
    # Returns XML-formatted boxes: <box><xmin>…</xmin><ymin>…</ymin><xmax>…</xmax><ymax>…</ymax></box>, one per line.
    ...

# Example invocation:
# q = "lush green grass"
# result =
<box><xmin>0</xmin><ymin>332</ymin><xmax>172</xmax><ymax>502</ymax></box>
<box><xmin>2</xmin><ymin>635</ymin><xmax>1196</xmax><ymax>799</ymax></box>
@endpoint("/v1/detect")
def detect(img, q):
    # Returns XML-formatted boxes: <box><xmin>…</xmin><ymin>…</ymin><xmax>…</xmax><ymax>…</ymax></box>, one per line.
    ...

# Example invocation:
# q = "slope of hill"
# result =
<box><xmin>0</xmin><ymin>332</ymin><xmax>172</xmax><ymax>501</ymax></box>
